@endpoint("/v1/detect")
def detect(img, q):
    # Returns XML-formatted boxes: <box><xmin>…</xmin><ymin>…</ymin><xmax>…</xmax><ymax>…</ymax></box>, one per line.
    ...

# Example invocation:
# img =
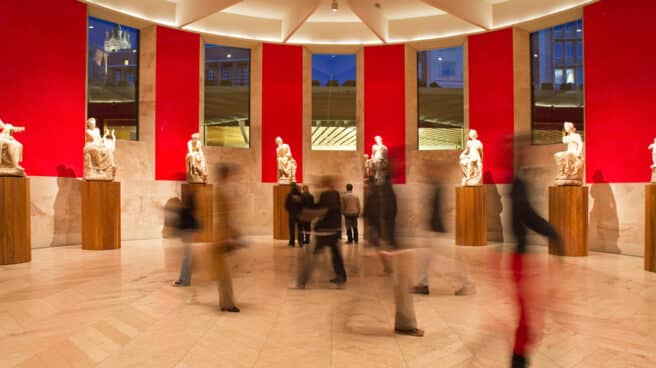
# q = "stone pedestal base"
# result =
<box><xmin>645</xmin><ymin>184</ymin><xmax>656</xmax><ymax>272</ymax></box>
<box><xmin>456</xmin><ymin>186</ymin><xmax>487</xmax><ymax>246</ymax></box>
<box><xmin>82</xmin><ymin>180</ymin><xmax>121</xmax><ymax>250</ymax></box>
<box><xmin>273</xmin><ymin>184</ymin><xmax>292</xmax><ymax>240</ymax></box>
<box><xmin>181</xmin><ymin>183</ymin><xmax>214</xmax><ymax>242</ymax></box>
<box><xmin>0</xmin><ymin>177</ymin><xmax>31</xmax><ymax>264</ymax></box>
<box><xmin>548</xmin><ymin>186</ymin><xmax>588</xmax><ymax>256</ymax></box>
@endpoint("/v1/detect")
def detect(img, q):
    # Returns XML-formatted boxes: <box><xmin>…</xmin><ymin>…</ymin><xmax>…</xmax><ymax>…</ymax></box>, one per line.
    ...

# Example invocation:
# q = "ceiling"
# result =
<box><xmin>82</xmin><ymin>0</ymin><xmax>595</xmax><ymax>45</ymax></box>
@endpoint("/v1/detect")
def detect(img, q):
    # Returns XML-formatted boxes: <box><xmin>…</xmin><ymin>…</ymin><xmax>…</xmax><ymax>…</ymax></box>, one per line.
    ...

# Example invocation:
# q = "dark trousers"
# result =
<box><xmin>315</xmin><ymin>234</ymin><xmax>347</xmax><ymax>281</ymax></box>
<box><xmin>288</xmin><ymin>215</ymin><xmax>303</xmax><ymax>245</ymax></box>
<box><xmin>301</xmin><ymin>222</ymin><xmax>311</xmax><ymax>244</ymax></box>
<box><xmin>344</xmin><ymin>216</ymin><xmax>359</xmax><ymax>243</ymax></box>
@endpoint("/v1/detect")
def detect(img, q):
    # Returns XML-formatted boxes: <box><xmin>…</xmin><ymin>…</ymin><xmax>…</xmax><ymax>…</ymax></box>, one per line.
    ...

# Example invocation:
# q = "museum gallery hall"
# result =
<box><xmin>1</xmin><ymin>0</ymin><xmax>655</xmax><ymax>367</ymax></box>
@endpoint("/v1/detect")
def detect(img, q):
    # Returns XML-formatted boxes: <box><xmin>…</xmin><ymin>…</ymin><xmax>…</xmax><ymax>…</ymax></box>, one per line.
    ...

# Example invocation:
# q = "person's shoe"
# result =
<box><xmin>220</xmin><ymin>306</ymin><xmax>240</xmax><ymax>313</ymax></box>
<box><xmin>288</xmin><ymin>243</ymin><xmax>295</xmax><ymax>247</ymax></box>
<box><xmin>346</xmin><ymin>240</ymin><xmax>353</xmax><ymax>244</ymax></box>
<box><xmin>411</xmin><ymin>285</ymin><xmax>430</xmax><ymax>295</ymax></box>
<box><xmin>172</xmin><ymin>280</ymin><xmax>189</xmax><ymax>287</ymax></box>
<box><xmin>394</xmin><ymin>328</ymin><xmax>424</xmax><ymax>337</ymax></box>
<box><xmin>511</xmin><ymin>353</ymin><xmax>528</xmax><ymax>368</ymax></box>
<box><xmin>329</xmin><ymin>278</ymin><xmax>346</xmax><ymax>284</ymax></box>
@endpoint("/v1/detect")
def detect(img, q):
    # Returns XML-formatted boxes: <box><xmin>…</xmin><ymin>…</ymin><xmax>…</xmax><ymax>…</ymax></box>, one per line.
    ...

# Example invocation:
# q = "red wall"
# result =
<box><xmin>155</xmin><ymin>26</ymin><xmax>200</xmax><ymax>181</ymax></box>
<box><xmin>584</xmin><ymin>0</ymin><xmax>656</xmax><ymax>183</ymax></box>
<box><xmin>0</xmin><ymin>0</ymin><xmax>87</xmax><ymax>177</ymax></box>
<box><xmin>364</xmin><ymin>45</ymin><xmax>406</xmax><ymax>184</ymax></box>
<box><xmin>468</xmin><ymin>28</ymin><xmax>515</xmax><ymax>184</ymax></box>
<box><xmin>261</xmin><ymin>43</ymin><xmax>304</xmax><ymax>183</ymax></box>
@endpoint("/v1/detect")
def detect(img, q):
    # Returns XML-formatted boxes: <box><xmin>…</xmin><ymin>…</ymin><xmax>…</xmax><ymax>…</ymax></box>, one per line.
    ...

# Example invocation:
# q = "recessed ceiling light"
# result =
<box><xmin>331</xmin><ymin>0</ymin><xmax>338</xmax><ymax>12</ymax></box>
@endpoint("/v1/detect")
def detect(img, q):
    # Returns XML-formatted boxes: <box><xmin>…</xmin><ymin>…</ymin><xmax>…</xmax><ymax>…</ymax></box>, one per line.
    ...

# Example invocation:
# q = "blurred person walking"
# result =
<box><xmin>285</xmin><ymin>183</ymin><xmax>304</xmax><ymax>247</ymax></box>
<box><xmin>412</xmin><ymin>181</ymin><xmax>445</xmax><ymax>295</ymax></box>
<box><xmin>300</xmin><ymin>185</ymin><xmax>314</xmax><ymax>245</ymax></box>
<box><xmin>208</xmin><ymin>164</ymin><xmax>243</xmax><ymax>313</ymax></box>
<box><xmin>341</xmin><ymin>184</ymin><xmax>360</xmax><ymax>244</ymax></box>
<box><xmin>172</xmin><ymin>191</ymin><xmax>199</xmax><ymax>287</ymax></box>
<box><xmin>509</xmin><ymin>171</ymin><xmax>562</xmax><ymax>367</ymax></box>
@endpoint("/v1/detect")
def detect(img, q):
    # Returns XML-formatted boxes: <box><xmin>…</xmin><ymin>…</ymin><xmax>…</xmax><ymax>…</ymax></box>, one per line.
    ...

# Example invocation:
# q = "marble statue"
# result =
<box><xmin>186</xmin><ymin>133</ymin><xmax>208</xmax><ymax>184</ymax></box>
<box><xmin>459</xmin><ymin>129</ymin><xmax>483</xmax><ymax>186</ymax></box>
<box><xmin>83</xmin><ymin>118</ymin><xmax>117</xmax><ymax>181</ymax></box>
<box><xmin>361</xmin><ymin>154</ymin><xmax>373</xmax><ymax>183</ymax></box>
<box><xmin>554</xmin><ymin>122</ymin><xmax>584</xmax><ymax>186</ymax></box>
<box><xmin>371</xmin><ymin>136</ymin><xmax>389</xmax><ymax>184</ymax></box>
<box><xmin>276</xmin><ymin>137</ymin><xmax>296</xmax><ymax>184</ymax></box>
<box><xmin>0</xmin><ymin>118</ymin><xmax>26</xmax><ymax>177</ymax></box>
<box><xmin>649</xmin><ymin>138</ymin><xmax>656</xmax><ymax>183</ymax></box>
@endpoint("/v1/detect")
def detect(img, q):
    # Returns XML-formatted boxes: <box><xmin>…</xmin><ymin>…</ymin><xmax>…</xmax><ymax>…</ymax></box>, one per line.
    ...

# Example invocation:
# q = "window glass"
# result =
<box><xmin>204</xmin><ymin>44</ymin><xmax>250</xmax><ymax>147</ymax></box>
<box><xmin>531</xmin><ymin>20</ymin><xmax>584</xmax><ymax>144</ymax></box>
<box><xmin>417</xmin><ymin>46</ymin><xmax>464</xmax><ymax>150</ymax></box>
<box><xmin>87</xmin><ymin>17</ymin><xmax>139</xmax><ymax>140</ymax></box>
<box><xmin>311</xmin><ymin>54</ymin><xmax>357</xmax><ymax>151</ymax></box>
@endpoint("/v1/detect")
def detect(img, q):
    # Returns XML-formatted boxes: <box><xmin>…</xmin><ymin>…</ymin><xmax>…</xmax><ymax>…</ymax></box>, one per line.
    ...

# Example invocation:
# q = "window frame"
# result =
<box><xmin>86</xmin><ymin>16</ymin><xmax>140</xmax><ymax>141</ymax></box>
<box><xmin>202</xmin><ymin>43</ymin><xmax>251</xmax><ymax>148</ymax></box>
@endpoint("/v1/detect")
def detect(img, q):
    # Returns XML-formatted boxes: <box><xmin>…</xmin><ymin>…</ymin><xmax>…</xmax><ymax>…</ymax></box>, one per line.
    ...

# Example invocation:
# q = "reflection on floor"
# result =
<box><xmin>1</xmin><ymin>237</ymin><xmax>655</xmax><ymax>367</ymax></box>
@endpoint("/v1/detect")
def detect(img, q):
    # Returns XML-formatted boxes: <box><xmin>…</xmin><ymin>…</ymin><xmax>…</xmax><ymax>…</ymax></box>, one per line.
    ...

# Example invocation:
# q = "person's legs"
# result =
<box><xmin>288</xmin><ymin>216</ymin><xmax>296</xmax><ymax>246</ymax></box>
<box><xmin>352</xmin><ymin>217</ymin><xmax>359</xmax><ymax>243</ymax></box>
<box><xmin>296</xmin><ymin>221</ymin><xmax>304</xmax><ymax>246</ymax></box>
<box><xmin>413</xmin><ymin>244</ymin><xmax>432</xmax><ymax>294</ymax></box>
<box><xmin>393</xmin><ymin>252</ymin><xmax>422</xmax><ymax>336</ymax></box>
<box><xmin>345</xmin><ymin>216</ymin><xmax>354</xmax><ymax>243</ymax></box>
<box><xmin>175</xmin><ymin>238</ymin><xmax>192</xmax><ymax>286</ymax></box>
<box><xmin>327</xmin><ymin>236</ymin><xmax>347</xmax><ymax>282</ymax></box>
<box><xmin>511</xmin><ymin>253</ymin><xmax>529</xmax><ymax>367</ymax></box>
<box><xmin>303</xmin><ymin>222</ymin><xmax>311</xmax><ymax>244</ymax></box>
<box><xmin>215</xmin><ymin>250</ymin><xmax>238</xmax><ymax>311</ymax></box>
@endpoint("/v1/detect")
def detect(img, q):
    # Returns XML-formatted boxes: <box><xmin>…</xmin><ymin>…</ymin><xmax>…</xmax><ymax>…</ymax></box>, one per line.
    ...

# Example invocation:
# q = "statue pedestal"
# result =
<box><xmin>0</xmin><ymin>177</ymin><xmax>31</xmax><ymax>264</ymax></box>
<box><xmin>645</xmin><ymin>184</ymin><xmax>656</xmax><ymax>272</ymax></box>
<box><xmin>548</xmin><ymin>186</ymin><xmax>588</xmax><ymax>256</ymax></box>
<box><xmin>181</xmin><ymin>183</ymin><xmax>214</xmax><ymax>242</ymax></box>
<box><xmin>456</xmin><ymin>186</ymin><xmax>487</xmax><ymax>246</ymax></box>
<box><xmin>273</xmin><ymin>184</ymin><xmax>292</xmax><ymax>240</ymax></box>
<box><xmin>82</xmin><ymin>180</ymin><xmax>121</xmax><ymax>250</ymax></box>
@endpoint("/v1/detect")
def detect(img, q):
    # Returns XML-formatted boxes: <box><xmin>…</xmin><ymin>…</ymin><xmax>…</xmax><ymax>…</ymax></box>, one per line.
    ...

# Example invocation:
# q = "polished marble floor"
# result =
<box><xmin>1</xmin><ymin>236</ymin><xmax>655</xmax><ymax>368</ymax></box>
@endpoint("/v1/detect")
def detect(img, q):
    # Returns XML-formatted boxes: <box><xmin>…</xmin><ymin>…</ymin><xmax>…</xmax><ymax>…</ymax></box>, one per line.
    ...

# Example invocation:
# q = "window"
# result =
<box><xmin>87</xmin><ymin>17</ymin><xmax>139</xmax><ymax>140</ymax></box>
<box><xmin>204</xmin><ymin>44</ymin><xmax>250</xmax><ymax>147</ymax></box>
<box><xmin>311</xmin><ymin>54</ymin><xmax>357</xmax><ymax>151</ymax></box>
<box><xmin>417</xmin><ymin>46</ymin><xmax>464</xmax><ymax>150</ymax></box>
<box><xmin>531</xmin><ymin>19</ymin><xmax>584</xmax><ymax>145</ymax></box>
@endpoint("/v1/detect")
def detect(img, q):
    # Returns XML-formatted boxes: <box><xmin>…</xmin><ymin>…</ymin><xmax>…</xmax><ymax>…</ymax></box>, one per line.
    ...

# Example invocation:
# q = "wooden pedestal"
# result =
<box><xmin>0</xmin><ymin>177</ymin><xmax>31</xmax><ymax>264</ymax></box>
<box><xmin>645</xmin><ymin>184</ymin><xmax>656</xmax><ymax>272</ymax></box>
<box><xmin>273</xmin><ymin>184</ymin><xmax>292</xmax><ymax>240</ymax></box>
<box><xmin>548</xmin><ymin>186</ymin><xmax>588</xmax><ymax>256</ymax></box>
<box><xmin>82</xmin><ymin>181</ymin><xmax>121</xmax><ymax>250</ymax></box>
<box><xmin>456</xmin><ymin>186</ymin><xmax>487</xmax><ymax>246</ymax></box>
<box><xmin>181</xmin><ymin>183</ymin><xmax>214</xmax><ymax>242</ymax></box>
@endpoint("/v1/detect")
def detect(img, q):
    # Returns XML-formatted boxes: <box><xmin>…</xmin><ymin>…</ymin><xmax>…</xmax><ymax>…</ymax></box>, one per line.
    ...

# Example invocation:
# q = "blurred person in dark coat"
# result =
<box><xmin>172</xmin><ymin>191</ymin><xmax>199</xmax><ymax>287</ymax></box>
<box><xmin>285</xmin><ymin>183</ymin><xmax>303</xmax><ymax>247</ymax></box>
<box><xmin>300</xmin><ymin>185</ymin><xmax>314</xmax><ymax>245</ymax></box>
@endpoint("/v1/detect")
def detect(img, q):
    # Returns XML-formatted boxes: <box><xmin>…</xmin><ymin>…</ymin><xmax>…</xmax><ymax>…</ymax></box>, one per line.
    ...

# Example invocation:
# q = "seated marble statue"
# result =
<box><xmin>186</xmin><ymin>133</ymin><xmax>208</xmax><ymax>183</ymax></box>
<box><xmin>276</xmin><ymin>137</ymin><xmax>296</xmax><ymax>184</ymax></box>
<box><xmin>371</xmin><ymin>136</ymin><xmax>389</xmax><ymax>184</ymax></box>
<box><xmin>554</xmin><ymin>121</ymin><xmax>584</xmax><ymax>186</ymax></box>
<box><xmin>0</xmin><ymin>117</ymin><xmax>26</xmax><ymax>177</ymax></box>
<box><xmin>83</xmin><ymin>118</ymin><xmax>117</xmax><ymax>181</ymax></box>
<box><xmin>649</xmin><ymin>138</ymin><xmax>656</xmax><ymax>182</ymax></box>
<box><xmin>459</xmin><ymin>129</ymin><xmax>483</xmax><ymax>186</ymax></box>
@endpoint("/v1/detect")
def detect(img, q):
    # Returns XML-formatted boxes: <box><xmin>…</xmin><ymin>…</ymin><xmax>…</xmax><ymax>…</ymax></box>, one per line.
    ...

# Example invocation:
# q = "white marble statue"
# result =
<box><xmin>554</xmin><ymin>121</ymin><xmax>584</xmax><ymax>186</ymax></box>
<box><xmin>459</xmin><ymin>129</ymin><xmax>483</xmax><ymax>186</ymax></box>
<box><xmin>276</xmin><ymin>137</ymin><xmax>296</xmax><ymax>184</ymax></box>
<box><xmin>186</xmin><ymin>133</ymin><xmax>208</xmax><ymax>184</ymax></box>
<box><xmin>83</xmin><ymin>118</ymin><xmax>117</xmax><ymax>181</ymax></box>
<box><xmin>649</xmin><ymin>138</ymin><xmax>656</xmax><ymax>183</ymax></box>
<box><xmin>371</xmin><ymin>136</ymin><xmax>389</xmax><ymax>184</ymax></box>
<box><xmin>0</xmin><ymin>117</ymin><xmax>26</xmax><ymax>177</ymax></box>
